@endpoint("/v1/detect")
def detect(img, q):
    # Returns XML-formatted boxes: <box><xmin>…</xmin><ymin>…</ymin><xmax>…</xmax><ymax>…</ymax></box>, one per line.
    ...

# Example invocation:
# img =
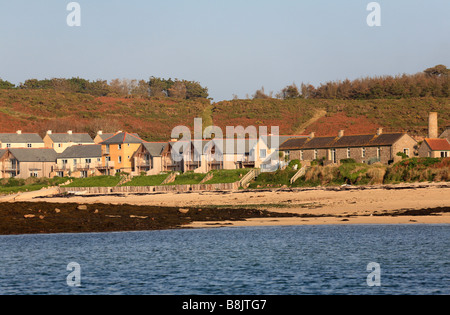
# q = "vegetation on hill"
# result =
<box><xmin>1</xmin><ymin>76</ymin><xmax>209</xmax><ymax>100</ymax></box>
<box><xmin>0</xmin><ymin>66</ymin><xmax>448</xmax><ymax>140</ymax></box>
<box><xmin>275</xmin><ymin>65</ymin><xmax>450</xmax><ymax>100</ymax></box>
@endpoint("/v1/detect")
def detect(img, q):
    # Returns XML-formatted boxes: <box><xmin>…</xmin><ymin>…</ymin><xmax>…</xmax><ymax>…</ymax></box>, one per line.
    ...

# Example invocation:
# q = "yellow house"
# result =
<box><xmin>43</xmin><ymin>130</ymin><xmax>94</xmax><ymax>153</ymax></box>
<box><xmin>99</xmin><ymin>132</ymin><xmax>145</xmax><ymax>175</ymax></box>
<box><xmin>0</xmin><ymin>131</ymin><xmax>45</xmax><ymax>149</ymax></box>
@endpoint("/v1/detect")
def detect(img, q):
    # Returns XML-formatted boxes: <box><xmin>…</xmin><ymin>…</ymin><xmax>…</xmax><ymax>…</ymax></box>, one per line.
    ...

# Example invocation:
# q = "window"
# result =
<box><xmin>73</xmin><ymin>159</ymin><xmax>77</xmax><ymax>165</ymax></box>
<box><xmin>58</xmin><ymin>143</ymin><xmax>62</xmax><ymax>148</ymax></box>
<box><xmin>403</xmin><ymin>149</ymin><xmax>410</xmax><ymax>157</ymax></box>
<box><xmin>347</xmin><ymin>148</ymin><xmax>351</xmax><ymax>158</ymax></box>
<box><xmin>362</xmin><ymin>147</ymin><xmax>366</xmax><ymax>158</ymax></box>
<box><xmin>27</xmin><ymin>143</ymin><xmax>32</xmax><ymax>148</ymax></box>
<box><xmin>6</xmin><ymin>144</ymin><xmax>11</xmax><ymax>148</ymax></box>
<box><xmin>300</xmin><ymin>150</ymin><xmax>304</xmax><ymax>161</ymax></box>
<box><xmin>118</xmin><ymin>144</ymin><xmax>122</xmax><ymax>150</ymax></box>
<box><xmin>118</xmin><ymin>156</ymin><xmax>122</xmax><ymax>164</ymax></box>
<box><xmin>314</xmin><ymin>150</ymin><xmax>318</xmax><ymax>160</ymax></box>
<box><xmin>85</xmin><ymin>159</ymin><xmax>92</xmax><ymax>164</ymax></box>
<box><xmin>331</xmin><ymin>149</ymin><xmax>337</xmax><ymax>163</ymax></box>
<box><xmin>260</xmin><ymin>149</ymin><xmax>267</xmax><ymax>159</ymax></box>
<box><xmin>30</xmin><ymin>172</ymin><xmax>38</xmax><ymax>177</ymax></box>
<box><xmin>441</xmin><ymin>152</ymin><xmax>449</xmax><ymax>158</ymax></box>
<box><xmin>377</xmin><ymin>147</ymin><xmax>381</xmax><ymax>158</ymax></box>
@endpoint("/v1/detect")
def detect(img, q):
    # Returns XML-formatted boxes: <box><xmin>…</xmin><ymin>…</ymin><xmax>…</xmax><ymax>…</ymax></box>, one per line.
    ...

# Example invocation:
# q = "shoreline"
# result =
<box><xmin>0</xmin><ymin>182</ymin><xmax>449</xmax><ymax>235</ymax></box>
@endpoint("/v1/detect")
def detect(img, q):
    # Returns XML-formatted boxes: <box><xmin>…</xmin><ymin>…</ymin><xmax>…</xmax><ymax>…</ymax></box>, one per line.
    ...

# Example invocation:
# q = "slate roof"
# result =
<box><xmin>141</xmin><ymin>142</ymin><xmax>168</xmax><ymax>157</ymax></box>
<box><xmin>47</xmin><ymin>133</ymin><xmax>94</xmax><ymax>143</ymax></box>
<box><xmin>100</xmin><ymin>132</ymin><xmax>144</xmax><ymax>144</ymax></box>
<box><xmin>58</xmin><ymin>145</ymin><xmax>102</xmax><ymax>159</ymax></box>
<box><xmin>0</xmin><ymin>149</ymin><xmax>6</xmax><ymax>159</ymax></box>
<box><xmin>97</xmin><ymin>133</ymin><xmax>140</xmax><ymax>140</ymax></box>
<box><xmin>7</xmin><ymin>148</ymin><xmax>57</xmax><ymax>162</ymax></box>
<box><xmin>0</xmin><ymin>133</ymin><xmax>44</xmax><ymax>144</ymax></box>
<box><xmin>280</xmin><ymin>133</ymin><xmax>408</xmax><ymax>150</ymax></box>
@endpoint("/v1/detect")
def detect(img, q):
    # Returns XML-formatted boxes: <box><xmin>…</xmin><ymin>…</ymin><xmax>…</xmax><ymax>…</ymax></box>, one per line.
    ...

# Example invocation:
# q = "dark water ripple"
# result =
<box><xmin>0</xmin><ymin>225</ymin><xmax>448</xmax><ymax>295</ymax></box>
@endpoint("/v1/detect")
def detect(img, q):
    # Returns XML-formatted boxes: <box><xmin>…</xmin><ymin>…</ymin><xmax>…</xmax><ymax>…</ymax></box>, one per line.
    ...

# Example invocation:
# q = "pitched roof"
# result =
<box><xmin>100</xmin><ymin>132</ymin><xmax>144</xmax><ymax>144</ymax></box>
<box><xmin>96</xmin><ymin>133</ymin><xmax>140</xmax><ymax>140</ymax></box>
<box><xmin>141</xmin><ymin>142</ymin><xmax>168</xmax><ymax>157</ymax></box>
<box><xmin>280</xmin><ymin>133</ymin><xmax>409</xmax><ymax>150</ymax></box>
<box><xmin>58</xmin><ymin>145</ymin><xmax>102</xmax><ymax>159</ymax></box>
<box><xmin>0</xmin><ymin>133</ymin><xmax>44</xmax><ymax>144</ymax></box>
<box><xmin>0</xmin><ymin>149</ymin><xmax>6</xmax><ymax>159</ymax></box>
<box><xmin>7</xmin><ymin>148</ymin><xmax>57</xmax><ymax>162</ymax></box>
<box><xmin>424</xmin><ymin>138</ymin><xmax>450</xmax><ymax>151</ymax></box>
<box><xmin>47</xmin><ymin>133</ymin><xmax>94</xmax><ymax>143</ymax></box>
<box><xmin>263</xmin><ymin>135</ymin><xmax>308</xmax><ymax>149</ymax></box>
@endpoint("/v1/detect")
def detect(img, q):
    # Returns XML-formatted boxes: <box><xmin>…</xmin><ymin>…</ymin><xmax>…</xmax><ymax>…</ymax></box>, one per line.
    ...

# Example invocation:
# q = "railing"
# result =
<box><xmin>96</xmin><ymin>161</ymin><xmax>115</xmax><ymax>169</ymax></box>
<box><xmin>2</xmin><ymin>165</ymin><xmax>19</xmax><ymax>172</ymax></box>
<box><xmin>239</xmin><ymin>168</ymin><xmax>261</xmax><ymax>188</ymax></box>
<box><xmin>290</xmin><ymin>166</ymin><xmax>308</xmax><ymax>184</ymax></box>
<box><xmin>76</xmin><ymin>163</ymin><xmax>101</xmax><ymax>170</ymax></box>
<box><xmin>53</xmin><ymin>164</ymin><xmax>71</xmax><ymax>171</ymax></box>
<box><xmin>137</xmin><ymin>160</ymin><xmax>151</xmax><ymax>167</ymax></box>
<box><xmin>241</xmin><ymin>155</ymin><xmax>256</xmax><ymax>164</ymax></box>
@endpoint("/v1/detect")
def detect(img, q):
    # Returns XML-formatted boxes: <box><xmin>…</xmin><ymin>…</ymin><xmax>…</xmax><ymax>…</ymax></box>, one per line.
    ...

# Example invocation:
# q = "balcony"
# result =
<box><xmin>2</xmin><ymin>164</ymin><xmax>19</xmax><ymax>172</ymax></box>
<box><xmin>241</xmin><ymin>155</ymin><xmax>256</xmax><ymax>165</ymax></box>
<box><xmin>75</xmin><ymin>163</ymin><xmax>100</xmax><ymax>170</ymax></box>
<box><xmin>136</xmin><ymin>160</ymin><xmax>151</xmax><ymax>167</ymax></box>
<box><xmin>53</xmin><ymin>164</ymin><xmax>71</xmax><ymax>172</ymax></box>
<box><xmin>96</xmin><ymin>161</ymin><xmax>115</xmax><ymax>169</ymax></box>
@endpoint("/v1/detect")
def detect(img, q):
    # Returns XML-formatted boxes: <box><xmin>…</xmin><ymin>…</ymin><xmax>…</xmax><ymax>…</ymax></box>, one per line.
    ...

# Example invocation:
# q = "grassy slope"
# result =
<box><xmin>0</xmin><ymin>177</ymin><xmax>69</xmax><ymax>194</ymax></box>
<box><xmin>247</xmin><ymin>158</ymin><xmax>450</xmax><ymax>189</ymax></box>
<box><xmin>204</xmin><ymin>169</ymin><xmax>251</xmax><ymax>184</ymax></box>
<box><xmin>0</xmin><ymin>89</ymin><xmax>448</xmax><ymax>140</ymax></box>
<box><xmin>123</xmin><ymin>174</ymin><xmax>169</xmax><ymax>186</ymax></box>
<box><xmin>65</xmin><ymin>176</ymin><xmax>122</xmax><ymax>187</ymax></box>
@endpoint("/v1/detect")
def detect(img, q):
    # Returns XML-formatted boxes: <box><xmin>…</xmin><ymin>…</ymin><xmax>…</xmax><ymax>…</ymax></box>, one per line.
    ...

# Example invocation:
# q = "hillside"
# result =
<box><xmin>0</xmin><ymin>89</ymin><xmax>448</xmax><ymax>141</ymax></box>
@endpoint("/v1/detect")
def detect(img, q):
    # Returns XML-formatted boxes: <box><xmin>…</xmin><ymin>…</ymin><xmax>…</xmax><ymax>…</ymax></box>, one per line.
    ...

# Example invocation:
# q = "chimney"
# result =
<box><xmin>377</xmin><ymin>128</ymin><xmax>383</xmax><ymax>136</ymax></box>
<box><xmin>47</xmin><ymin>130</ymin><xmax>52</xmax><ymax>135</ymax></box>
<box><xmin>309</xmin><ymin>132</ymin><xmax>315</xmax><ymax>139</ymax></box>
<box><xmin>428</xmin><ymin>112</ymin><xmax>438</xmax><ymax>139</ymax></box>
<box><xmin>338</xmin><ymin>130</ymin><xmax>345</xmax><ymax>138</ymax></box>
<box><xmin>16</xmin><ymin>130</ymin><xmax>22</xmax><ymax>135</ymax></box>
<box><xmin>97</xmin><ymin>130</ymin><xmax>103</xmax><ymax>135</ymax></box>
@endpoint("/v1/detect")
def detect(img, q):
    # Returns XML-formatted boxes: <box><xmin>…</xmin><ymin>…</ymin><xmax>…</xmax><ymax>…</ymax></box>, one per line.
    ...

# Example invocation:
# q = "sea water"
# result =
<box><xmin>0</xmin><ymin>225</ymin><xmax>448</xmax><ymax>295</ymax></box>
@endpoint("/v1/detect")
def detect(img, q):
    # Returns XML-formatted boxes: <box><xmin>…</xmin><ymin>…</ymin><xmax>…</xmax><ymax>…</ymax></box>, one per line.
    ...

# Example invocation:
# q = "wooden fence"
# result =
<box><xmin>59</xmin><ymin>181</ymin><xmax>240</xmax><ymax>195</ymax></box>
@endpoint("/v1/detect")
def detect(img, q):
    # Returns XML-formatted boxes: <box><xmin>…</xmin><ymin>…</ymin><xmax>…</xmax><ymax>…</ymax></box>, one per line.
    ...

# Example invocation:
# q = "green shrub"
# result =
<box><xmin>288</xmin><ymin>159</ymin><xmax>302</xmax><ymax>169</ymax></box>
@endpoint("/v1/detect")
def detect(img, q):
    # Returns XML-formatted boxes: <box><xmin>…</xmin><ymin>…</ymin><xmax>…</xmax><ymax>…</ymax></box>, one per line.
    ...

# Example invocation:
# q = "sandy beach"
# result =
<box><xmin>8</xmin><ymin>181</ymin><xmax>448</xmax><ymax>230</ymax></box>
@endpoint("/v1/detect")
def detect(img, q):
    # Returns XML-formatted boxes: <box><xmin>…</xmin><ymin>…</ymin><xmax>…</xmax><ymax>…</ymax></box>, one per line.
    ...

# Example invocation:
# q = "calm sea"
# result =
<box><xmin>0</xmin><ymin>225</ymin><xmax>448</xmax><ymax>295</ymax></box>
